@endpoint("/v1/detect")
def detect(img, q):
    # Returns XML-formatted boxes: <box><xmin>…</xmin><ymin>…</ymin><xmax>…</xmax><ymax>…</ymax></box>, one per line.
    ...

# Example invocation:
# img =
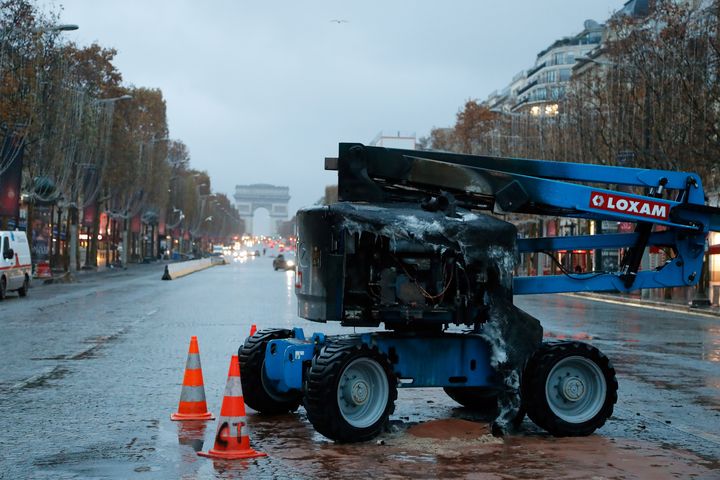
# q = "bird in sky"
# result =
<box><xmin>330</xmin><ymin>19</ymin><xmax>348</xmax><ymax>24</ymax></box>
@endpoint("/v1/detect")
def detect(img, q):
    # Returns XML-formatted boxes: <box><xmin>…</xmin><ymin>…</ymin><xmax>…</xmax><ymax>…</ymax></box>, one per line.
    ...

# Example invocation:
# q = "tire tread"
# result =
<box><xmin>238</xmin><ymin>328</ymin><xmax>302</xmax><ymax>414</ymax></box>
<box><xmin>304</xmin><ymin>341</ymin><xmax>397</xmax><ymax>443</ymax></box>
<box><xmin>524</xmin><ymin>341</ymin><xmax>618</xmax><ymax>437</ymax></box>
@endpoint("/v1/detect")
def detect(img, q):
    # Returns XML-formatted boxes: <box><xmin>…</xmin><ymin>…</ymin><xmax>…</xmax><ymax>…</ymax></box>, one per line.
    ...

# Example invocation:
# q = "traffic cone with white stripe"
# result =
<box><xmin>171</xmin><ymin>336</ymin><xmax>214</xmax><ymax>421</ymax></box>
<box><xmin>198</xmin><ymin>355</ymin><xmax>267</xmax><ymax>460</ymax></box>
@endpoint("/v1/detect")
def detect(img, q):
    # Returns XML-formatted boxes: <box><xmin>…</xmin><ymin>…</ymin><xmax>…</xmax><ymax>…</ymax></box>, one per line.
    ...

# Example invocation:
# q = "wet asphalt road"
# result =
<box><xmin>0</xmin><ymin>256</ymin><xmax>718</xmax><ymax>479</ymax></box>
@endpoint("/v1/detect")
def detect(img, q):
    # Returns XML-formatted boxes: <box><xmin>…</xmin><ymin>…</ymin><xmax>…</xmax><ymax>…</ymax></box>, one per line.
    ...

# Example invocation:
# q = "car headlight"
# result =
<box><xmin>286</xmin><ymin>260</ymin><xmax>295</xmax><ymax>267</ymax></box>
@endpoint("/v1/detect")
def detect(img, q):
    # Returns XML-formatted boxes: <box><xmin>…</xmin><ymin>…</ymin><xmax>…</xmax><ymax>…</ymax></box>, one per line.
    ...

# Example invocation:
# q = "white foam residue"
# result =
<box><xmin>487</xmin><ymin>245</ymin><xmax>516</xmax><ymax>289</ymax></box>
<box><xmin>342</xmin><ymin>218</ymin><xmax>365</xmax><ymax>237</ymax></box>
<box><xmin>480</xmin><ymin>314</ymin><xmax>508</xmax><ymax>368</ymax></box>
<box><xmin>397</xmin><ymin>215</ymin><xmax>445</xmax><ymax>237</ymax></box>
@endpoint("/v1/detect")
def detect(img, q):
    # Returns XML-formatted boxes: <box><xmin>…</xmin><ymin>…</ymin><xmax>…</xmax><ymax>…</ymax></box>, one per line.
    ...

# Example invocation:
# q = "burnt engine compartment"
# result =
<box><xmin>295</xmin><ymin>202</ymin><xmax>519</xmax><ymax>331</ymax></box>
<box><xmin>343</xmin><ymin>233</ymin><xmax>498</xmax><ymax>330</ymax></box>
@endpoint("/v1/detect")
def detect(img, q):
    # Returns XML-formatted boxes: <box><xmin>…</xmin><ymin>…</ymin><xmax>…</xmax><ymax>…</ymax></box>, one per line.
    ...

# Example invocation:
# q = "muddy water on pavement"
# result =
<box><xmin>166</xmin><ymin>413</ymin><xmax>717</xmax><ymax>479</ymax></box>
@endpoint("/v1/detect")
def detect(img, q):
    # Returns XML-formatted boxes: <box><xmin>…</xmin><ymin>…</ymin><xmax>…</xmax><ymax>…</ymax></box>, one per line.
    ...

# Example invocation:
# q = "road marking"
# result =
<box><xmin>561</xmin><ymin>293</ymin><xmax>720</xmax><ymax>319</ymax></box>
<box><xmin>146</xmin><ymin>309</ymin><xmax>158</xmax><ymax>317</ymax></box>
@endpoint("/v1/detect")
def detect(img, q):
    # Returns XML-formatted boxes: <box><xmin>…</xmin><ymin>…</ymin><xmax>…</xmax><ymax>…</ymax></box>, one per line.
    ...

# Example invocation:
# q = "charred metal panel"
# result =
<box><xmin>296</xmin><ymin>207</ymin><xmax>343</xmax><ymax>321</ymax></box>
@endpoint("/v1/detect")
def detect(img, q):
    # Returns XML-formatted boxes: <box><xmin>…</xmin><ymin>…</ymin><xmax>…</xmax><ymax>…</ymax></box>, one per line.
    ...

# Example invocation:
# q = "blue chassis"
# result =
<box><xmin>263</xmin><ymin>329</ymin><xmax>497</xmax><ymax>395</ymax></box>
<box><xmin>263</xmin><ymin>146</ymin><xmax>720</xmax><ymax>395</ymax></box>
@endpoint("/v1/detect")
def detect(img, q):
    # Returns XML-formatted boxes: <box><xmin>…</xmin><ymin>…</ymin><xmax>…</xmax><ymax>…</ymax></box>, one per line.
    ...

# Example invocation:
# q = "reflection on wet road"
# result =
<box><xmin>0</xmin><ymin>258</ymin><xmax>718</xmax><ymax>478</ymax></box>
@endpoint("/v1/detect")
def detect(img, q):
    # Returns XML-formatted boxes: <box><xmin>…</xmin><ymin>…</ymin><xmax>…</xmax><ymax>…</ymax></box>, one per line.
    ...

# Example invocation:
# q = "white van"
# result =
<box><xmin>0</xmin><ymin>231</ymin><xmax>32</xmax><ymax>300</ymax></box>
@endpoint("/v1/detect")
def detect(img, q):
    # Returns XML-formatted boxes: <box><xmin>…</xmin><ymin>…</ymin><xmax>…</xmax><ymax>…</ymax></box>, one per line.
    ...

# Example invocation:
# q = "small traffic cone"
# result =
<box><xmin>249</xmin><ymin>324</ymin><xmax>257</xmax><ymax>337</ymax></box>
<box><xmin>198</xmin><ymin>355</ymin><xmax>267</xmax><ymax>460</ymax></box>
<box><xmin>171</xmin><ymin>336</ymin><xmax>214</xmax><ymax>421</ymax></box>
<box><xmin>162</xmin><ymin>265</ymin><xmax>172</xmax><ymax>280</ymax></box>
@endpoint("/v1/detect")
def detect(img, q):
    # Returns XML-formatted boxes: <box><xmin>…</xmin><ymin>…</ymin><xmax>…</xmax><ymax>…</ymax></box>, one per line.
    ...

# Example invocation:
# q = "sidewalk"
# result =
<box><xmin>36</xmin><ymin>259</ymin><xmax>171</xmax><ymax>287</ymax></box>
<box><xmin>568</xmin><ymin>291</ymin><xmax>720</xmax><ymax>318</ymax></box>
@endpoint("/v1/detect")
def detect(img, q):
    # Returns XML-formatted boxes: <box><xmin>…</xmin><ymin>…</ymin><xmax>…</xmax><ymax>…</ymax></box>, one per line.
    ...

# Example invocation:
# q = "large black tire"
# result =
<box><xmin>18</xmin><ymin>275</ymin><xmax>28</xmax><ymax>297</ymax></box>
<box><xmin>0</xmin><ymin>276</ymin><xmax>6</xmax><ymax>300</ymax></box>
<box><xmin>522</xmin><ymin>341</ymin><xmax>617</xmax><ymax>437</ymax></box>
<box><xmin>443</xmin><ymin>387</ymin><xmax>499</xmax><ymax>413</ymax></box>
<box><xmin>238</xmin><ymin>328</ymin><xmax>302</xmax><ymax>414</ymax></box>
<box><xmin>304</xmin><ymin>342</ymin><xmax>397</xmax><ymax>443</ymax></box>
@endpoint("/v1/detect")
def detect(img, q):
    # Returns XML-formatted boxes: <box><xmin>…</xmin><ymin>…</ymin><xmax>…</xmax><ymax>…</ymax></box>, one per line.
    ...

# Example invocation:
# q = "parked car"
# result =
<box><xmin>0</xmin><ymin>231</ymin><xmax>32</xmax><ymax>300</ymax></box>
<box><xmin>272</xmin><ymin>254</ymin><xmax>295</xmax><ymax>271</ymax></box>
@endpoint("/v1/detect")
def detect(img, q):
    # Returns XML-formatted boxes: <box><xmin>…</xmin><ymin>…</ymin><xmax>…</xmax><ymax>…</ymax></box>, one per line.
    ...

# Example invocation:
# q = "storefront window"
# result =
<box><xmin>711</xmin><ymin>232</ymin><xmax>720</xmax><ymax>282</ymax></box>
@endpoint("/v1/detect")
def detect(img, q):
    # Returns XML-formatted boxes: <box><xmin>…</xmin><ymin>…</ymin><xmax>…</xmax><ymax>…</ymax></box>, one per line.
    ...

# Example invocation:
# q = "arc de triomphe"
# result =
<box><xmin>234</xmin><ymin>184</ymin><xmax>290</xmax><ymax>235</ymax></box>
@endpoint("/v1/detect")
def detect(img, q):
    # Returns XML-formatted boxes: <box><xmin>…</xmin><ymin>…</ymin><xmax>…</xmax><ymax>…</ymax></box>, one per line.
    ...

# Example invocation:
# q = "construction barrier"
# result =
<box><xmin>162</xmin><ymin>258</ymin><xmax>214</xmax><ymax>280</ymax></box>
<box><xmin>35</xmin><ymin>261</ymin><xmax>52</xmax><ymax>279</ymax></box>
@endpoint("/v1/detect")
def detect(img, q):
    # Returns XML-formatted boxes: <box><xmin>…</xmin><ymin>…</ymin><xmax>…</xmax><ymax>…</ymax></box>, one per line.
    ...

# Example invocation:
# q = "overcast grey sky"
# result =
<box><xmin>54</xmin><ymin>0</ymin><xmax>624</xmax><ymax>234</ymax></box>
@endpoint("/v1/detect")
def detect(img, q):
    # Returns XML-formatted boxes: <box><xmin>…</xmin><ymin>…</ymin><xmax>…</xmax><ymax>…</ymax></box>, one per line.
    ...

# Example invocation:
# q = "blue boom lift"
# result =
<box><xmin>239</xmin><ymin>143</ymin><xmax>720</xmax><ymax>442</ymax></box>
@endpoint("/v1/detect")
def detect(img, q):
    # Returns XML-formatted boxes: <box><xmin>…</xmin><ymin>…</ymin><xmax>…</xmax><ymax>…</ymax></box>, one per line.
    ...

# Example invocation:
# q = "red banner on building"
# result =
<box><xmin>0</xmin><ymin>133</ymin><xmax>24</xmax><ymax>218</ymax></box>
<box><xmin>545</xmin><ymin>220</ymin><xmax>557</xmax><ymax>237</ymax></box>
<box><xmin>618</xmin><ymin>222</ymin><xmax>635</xmax><ymax>233</ymax></box>
<box><xmin>83</xmin><ymin>203</ymin><xmax>97</xmax><ymax>228</ymax></box>
<box><xmin>158</xmin><ymin>212</ymin><xmax>166</xmax><ymax>236</ymax></box>
<box><xmin>131</xmin><ymin>214</ymin><xmax>141</xmax><ymax>234</ymax></box>
<box><xmin>99</xmin><ymin>213</ymin><xmax>108</xmax><ymax>236</ymax></box>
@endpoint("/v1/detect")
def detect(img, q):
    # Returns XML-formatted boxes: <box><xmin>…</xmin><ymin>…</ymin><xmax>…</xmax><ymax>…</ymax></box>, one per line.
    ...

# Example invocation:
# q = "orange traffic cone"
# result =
<box><xmin>249</xmin><ymin>324</ymin><xmax>257</xmax><ymax>337</ymax></box>
<box><xmin>198</xmin><ymin>355</ymin><xmax>267</xmax><ymax>460</ymax></box>
<box><xmin>171</xmin><ymin>336</ymin><xmax>215</xmax><ymax>421</ymax></box>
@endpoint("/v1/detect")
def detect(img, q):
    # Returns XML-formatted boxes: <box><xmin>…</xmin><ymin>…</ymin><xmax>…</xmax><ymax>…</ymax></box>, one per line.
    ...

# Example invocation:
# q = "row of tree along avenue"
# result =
<box><xmin>423</xmin><ymin>1</ymin><xmax>719</xmax><ymax>303</ymax></box>
<box><xmin>0</xmin><ymin>0</ymin><xmax>243</xmax><ymax>273</ymax></box>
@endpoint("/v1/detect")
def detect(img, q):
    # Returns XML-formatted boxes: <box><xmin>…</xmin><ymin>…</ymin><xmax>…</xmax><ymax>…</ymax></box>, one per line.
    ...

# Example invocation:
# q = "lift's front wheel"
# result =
<box><xmin>304</xmin><ymin>343</ymin><xmax>397</xmax><ymax>443</ymax></box>
<box><xmin>238</xmin><ymin>328</ymin><xmax>302</xmax><ymax>414</ymax></box>
<box><xmin>523</xmin><ymin>341</ymin><xmax>617</xmax><ymax>436</ymax></box>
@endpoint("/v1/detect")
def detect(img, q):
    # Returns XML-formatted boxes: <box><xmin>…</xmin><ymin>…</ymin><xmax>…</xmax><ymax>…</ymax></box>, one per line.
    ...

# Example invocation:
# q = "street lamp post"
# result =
<box><xmin>165</xmin><ymin>207</ymin><xmax>184</xmax><ymax>259</ymax></box>
<box><xmin>189</xmin><ymin>183</ymin><xmax>208</xmax><ymax>256</ymax></box>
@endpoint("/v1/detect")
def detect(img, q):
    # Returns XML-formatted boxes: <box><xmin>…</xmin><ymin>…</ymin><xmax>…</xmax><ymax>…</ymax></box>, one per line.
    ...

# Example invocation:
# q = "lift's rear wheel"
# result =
<box><xmin>443</xmin><ymin>387</ymin><xmax>498</xmax><ymax>413</ymax></box>
<box><xmin>304</xmin><ymin>343</ymin><xmax>397</xmax><ymax>443</ymax></box>
<box><xmin>238</xmin><ymin>328</ymin><xmax>302</xmax><ymax>414</ymax></box>
<box><xmin>523</xmin><ymin>341</ymin><xmax>617</xmax><ymax>436</ymax></box>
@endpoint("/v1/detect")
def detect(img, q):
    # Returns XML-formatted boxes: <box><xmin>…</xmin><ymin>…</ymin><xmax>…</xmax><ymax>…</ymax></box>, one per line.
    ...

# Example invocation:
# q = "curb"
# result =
<box><xmin>32</xmin><ymin>261</ymin><xmax>167</xmax><ymax>288</ymax></box>
<box><xmin>567</xmin><ymin>292</ymin><xmax>720</xmax><ymax>318</ymax></box>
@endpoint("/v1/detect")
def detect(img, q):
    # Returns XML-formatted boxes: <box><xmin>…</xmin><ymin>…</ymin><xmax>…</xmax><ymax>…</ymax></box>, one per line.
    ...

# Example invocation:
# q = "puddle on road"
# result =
<box><xmin>167</xmin><ymin>414</ymin><xmax>718</xmax><ymax>479</ymax></box>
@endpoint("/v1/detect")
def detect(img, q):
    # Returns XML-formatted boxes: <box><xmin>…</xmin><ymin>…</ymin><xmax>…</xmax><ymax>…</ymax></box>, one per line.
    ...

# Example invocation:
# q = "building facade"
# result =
<box><xmin>369</xmin><ymin>131</ymin><xmax>417</xmax><ymax>150</ymax></box>
<box><xmin>513</xmin><ymin>20</ymin><xmax>604</xmax><ymax>115</ymax></box>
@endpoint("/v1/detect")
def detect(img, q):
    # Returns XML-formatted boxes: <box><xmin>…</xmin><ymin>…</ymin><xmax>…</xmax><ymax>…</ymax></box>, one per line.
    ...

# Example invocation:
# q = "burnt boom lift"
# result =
<box><xmin>239</xmin><ymin>143</ymin><xmax>720</xmax><ymax>442</ymax></box>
